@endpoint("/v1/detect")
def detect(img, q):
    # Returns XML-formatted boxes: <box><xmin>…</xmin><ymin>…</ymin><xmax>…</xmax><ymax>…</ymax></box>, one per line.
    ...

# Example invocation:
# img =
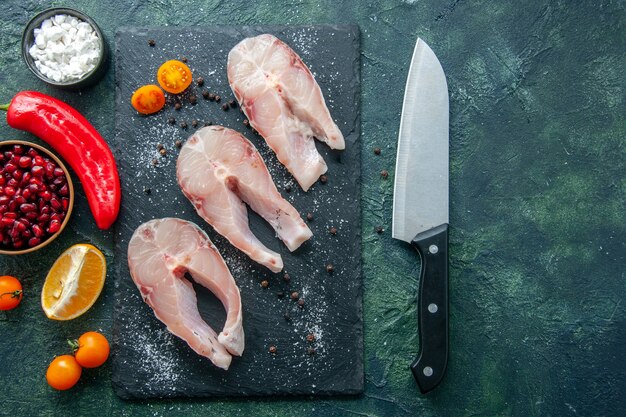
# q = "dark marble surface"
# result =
<box><xmin>0</xmin><ymin>1</ymin><xmax>624</xmax><ymax>416</ymax></box>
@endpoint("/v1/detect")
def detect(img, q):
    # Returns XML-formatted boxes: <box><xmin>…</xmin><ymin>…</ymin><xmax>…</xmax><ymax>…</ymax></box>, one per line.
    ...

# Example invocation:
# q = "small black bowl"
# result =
<box><xmin>21</xmin><ymin>7</ymin><xmax>108</xmax><ymax>90</ymax></box>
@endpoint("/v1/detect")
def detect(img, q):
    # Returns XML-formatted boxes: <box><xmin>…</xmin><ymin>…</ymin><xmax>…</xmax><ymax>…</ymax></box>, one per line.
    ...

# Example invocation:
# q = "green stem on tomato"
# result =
<box><xmin>0</xmin><ymin>290</ymin><xmax>21</xmax><ymax>299</ymax></box>
<box><xmin>67</xmin><ymin>339</ymin><xmax>80</xmax><ymax>353</ymax></box>
<box><xmin>0</xmin><ymin>102</ymin><xmax>10</xmax><ymax>111</ymax></box>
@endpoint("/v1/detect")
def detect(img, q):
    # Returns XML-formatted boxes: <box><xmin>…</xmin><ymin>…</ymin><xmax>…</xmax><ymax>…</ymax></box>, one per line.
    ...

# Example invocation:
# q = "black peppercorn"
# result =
<box><xmin>306</xmin><ymin>213</ymin><xmax>313</xmax><ymax>222</ymax></box>
<box><xmin>148</xmin><ymin>39</ymin><xmax>155</xmax><ymax>47</ymax></box>
<box><xmin>306</xmin><ymin>333</ymin><xmax>316</xmax><ymax>343</ymax></box>
<box><xmin>243</xmin><ymin>119</ymin><xmax>250</xmax><ymax>127</ymax></box>
<box><xmin>196</xmin><ymin>77</ymin><xmax>204</xmax><ymax>86</ymax></box>
<box><xmin>208</xmin><ymin>92</ymin><xmax>216</xmax><ymax>101</ymax></box>
<box><xmin>168</xmin><ymin>117</ymin><xmax>176</xmax><ymax>125</ymax></box>
<box><xmin>291</xmin><ymin>291</ymin><xmax>299</xmax><ymax>300</ymax></box>
<box><xmin>175</xmin><ymin>140</ymin><xmax>183</xmax><ymax>149</ymax></box>
<box><xmin>159</xmin><ymin>148</ymin><xmax>167</xmax><ymax>156</ymax></box>
<box><xmin>215</xmin><ymin>95</ymin><xmax>221</xmax><ymax>102</ymax></box>
<box><xmin>202</xmin><ymin>90</ymin><xmax>210</xmax><ymax>99</ymax></box>
<box><xmin>156</xmin><ymin>143</ymin><xmax>164</xmax><ymax>150</ymax></box>
<box><xmin>151</xmin><ymin>158</ymin><xmax>158</xmax><ymax>166</ymax></box>
<box><xmin>181</xmin><ymin>57</ymin><xmax>188</xmax><ymax>63</ymax></box>
<box><xmin>189</xmin><ymin>95</ymin><xmax>197</xmax><ymax>105</ymax></box>
<box><xmin>228</xmin><ymin>99</ymin><xmax>237</xmax><ymax>108</ymax></box>
<box><xmin>204</xmin><ymin>121</ymin><xmax>212</xmax><ymax>126</ymax></box>
<box><xmin>269</xmin><ymin>345</ymin><xmax>277</xmax><ymax>354</ymax></box>
<box><xmin>319</xmin><ymin>175</ymin><xmax>328</xmax><ymax>184</ymax></box>
<box><xmin>374</xmin><ymin>147</ymin><xmax>381</xmax><ymax>155</ymax></box>
<box><xmin>192</xmin><ymin>119</ymin><xmax>198</xmax><ymax>128</ymax></box>
<box><xmin>221</xmin><ymin>103</ymin><xmax>229</xmax><ymax>111</ymax></box>
<box><xmin>260</xmin><ymin>280</ymin><xmax>269</xmax><ymax>289</ymax></box>
<box><xmin>174</xmin><ymin>102</ymin><xmax>182</xmax><ymax>111</ymax></box>
<box><xmin>329</xmin><ymin>226</ymin><xmax>337</xmax><ymax>235</ymax></box>
<box><xmin>298</xmin><ymin>299</ymin><xmax>305</xmax><ymax>308</ymax></box>
<box><xmin>326</xmin><ymin>263</ymin><xmax>334</xmax><ymax>273</ymax></box>
<box><xmin>375</xmin><ymin>226</ymin><xmax>384</xmax><ymax>234</ymax></box>
<box><xmin>381</xmin><ymin>170</ymin><xmax>389</xmax><ymax>179</ymax></box>
<box><xmin>283</xmin><ymin>273</ymin><xmax>291</xmax><ymax>283</ymax></box>
<box><xmin>143</xmin><ymin>187</ymin><xmax>151</xmax><ymax>194</ymax></box>
<box><xmin>284</xmin><ymin>185</ymin><xmax>292</xmax><ymax>193</ymax></box>
<box><xmin>180</xmin><ymin>121</ymin><xmax>188</xmax><ymax>129</ymax></box>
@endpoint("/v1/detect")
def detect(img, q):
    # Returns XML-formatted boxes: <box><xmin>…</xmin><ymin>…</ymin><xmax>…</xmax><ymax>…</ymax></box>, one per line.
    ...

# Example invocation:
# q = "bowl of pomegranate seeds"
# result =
<box><xmin>0</xmin><ymin>140</ymin><xmax>74</xmax><ymax>255</ymax></box>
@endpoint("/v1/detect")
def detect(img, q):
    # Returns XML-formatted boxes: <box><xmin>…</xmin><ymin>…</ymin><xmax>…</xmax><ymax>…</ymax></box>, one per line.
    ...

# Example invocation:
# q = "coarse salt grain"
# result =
<box><xmin>29</xmin><ymin>14</ymin><xmax>101</xmax><ymax>83</ymax></box>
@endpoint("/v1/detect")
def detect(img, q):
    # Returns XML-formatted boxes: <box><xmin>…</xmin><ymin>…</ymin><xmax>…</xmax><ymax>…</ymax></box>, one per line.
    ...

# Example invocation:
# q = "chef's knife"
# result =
<box><xmin>392</xmin><ymin>38</ymin><xmax>449</xmax><ymax>394</ymax></box>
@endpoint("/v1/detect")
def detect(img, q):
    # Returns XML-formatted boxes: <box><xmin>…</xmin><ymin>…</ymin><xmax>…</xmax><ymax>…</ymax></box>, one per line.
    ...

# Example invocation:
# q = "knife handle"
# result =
<box><xmin>410</xmin><ymin>223</ymin><xmax>449</xmax><ymax>394</ymax></box>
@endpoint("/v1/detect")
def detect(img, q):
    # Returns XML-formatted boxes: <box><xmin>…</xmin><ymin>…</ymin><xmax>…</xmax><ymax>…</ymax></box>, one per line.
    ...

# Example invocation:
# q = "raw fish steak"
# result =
<box><xmin>228</xmin><ymin>34</ymin><xmax>345</xmax><ymax>191</ymax></box>
<box><xmin>127</xmin><ymin>217</ymin><xmax>244</xmax><ymax>370</ymax></box>
<box><xmin>177</xmin><ymin>126</ymin><xmax>312</xmax><ymax>273</ymax></box>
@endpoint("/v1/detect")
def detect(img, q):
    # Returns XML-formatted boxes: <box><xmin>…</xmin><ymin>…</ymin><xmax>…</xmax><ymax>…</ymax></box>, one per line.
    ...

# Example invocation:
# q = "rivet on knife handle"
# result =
<box><xmin>409</xmin><ymin>223</ymin><xmax>449</xmax><ymax>393</ymax></box>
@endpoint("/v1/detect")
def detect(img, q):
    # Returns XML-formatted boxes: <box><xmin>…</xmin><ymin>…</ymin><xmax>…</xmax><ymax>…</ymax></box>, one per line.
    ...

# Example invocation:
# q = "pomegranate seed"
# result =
<box><xmin>48</xmin><ymin>219</ymin><xmax>61</xmax><ymax>234</ymax></box>
<box><xmin>13</xmin><ymin>145</ymin><xmax>24</xmax><ymax>155</ymax></box>
<box><xmin>28</xmin><ymin>183</ymin><xmax>39</xmax><ymax>193</ymax></box>
<box><xmin>14</xmin><ymin>221</ymin><xmax>26</xmax><ymax>233</ymax></box>
<box><xmin>0</xmin><ymin>154</ymin><xmax>4</xmax><ymax>162</ymax></box>
<box><xmin>22</xmin><ymin>229</ymin><xmax>32</xmax><ymax>239</ymax></box>
<box><xmin>1</xmin><ymin>216</ymin><xmax>15</xmax><ymax>227</ymax></box>
<box><xmin>50</xmin><ymin>213</ymin><xmax>61</xmax><ymax>222</ymax></box>
<box><xmin>40</xmin><ymin>205</ymin><xmax>50</xmax><ymax>215</ymax></box>
<box><xmin>4</xmin><ymin>186</ymin><xmax>15</xmax><ymax>196</ymax></box>
<box><xmin>28</xmin><ymin>237</ymin><xmax>41</xmax><ymax>247</ymax></box>
<box><xmin>39</xmin><ymin>190</ymin><xmax>52</xmax><ymax>201</ymax></box>
<box><xmin>20</xmin><ymin>203</ymin><xmax>37</xmax><ymax>213</ymax></box>
<box><xmin>45</xmin><ymin>162</ymin><xmax>55</xmax><ymax>177</ymax></box>
<box><xmin>58</xmin><ymin>184</ymin><xmax>69</xmax><ymax>196</ymax></box>
<box><xmin>4</xmin><ymin>212</ymin><xmax>17</xmax><ymax>219</ymax></box>
<box><xmin>31</xmin><ymin>165</ymin><xmax>44</xmax><ymax>177</ymax></box>
<box><xmin>0</xmin><ymin>177</ymin><xmax>4</xmax><ymax>186</ymax></box>
<box><xmin>50</xmin><ymin>198</ymin><xmax>61</xmax><ymax>210</ymax></box>
<box><xmin>27</xmin><ymin>148</ymin><xmax>37</xmax><ymax>157</ymax></box>
<box><xmin>8</xmin><ymin>200</ymin><xmax>17</xmax><ymax>211</ymax></box>
<box><xmin>53</xmin><ymin>167</ymin><xmax>65</xmax><ymax>177</ymax></box>
<box><xmin>21</xmin><ymin>171</ymin><xmax>31</xmax><ymax>186</ymax></box>
<box><xmin>29</xmin><ymin>177</ymin><xmax>43</xmax><ymax>186</ymax></box>
<box><xmin>0</xmin><ymin>205</ymin><xmax>6</xmax><ymax>214</ymax></box>
<box><xmin>12</xmin><ymin>240</ymin><xmax>24</xmax><ymax>249</ymax></box>
<box><xmin>33</xmin><ymin>156</ymin><xmax>45</xmax><ymax>166</ymax></box>
<box><xmin>49</xmin><ymin>184</ymin><xmax>57</xmax><ymax>192</ymax></box>
<box><xmin>12</xmin><ymin>169</ymin><xmax>23</xmax><ymax>181</ymax></box>
<box><xmin>37</xmin><ymin>214</ymin><xmax>50</xmax><ymax>223</ymax></box>
<box><xmin>62</xmin><ymin>198</ymin><xmax>69</xmax><ymax>211</ymax></box>
<box><xmin>18</xmin><ymin>156</ymin><xmax>32</xmax><ymax>168</ymax></box>
<box><xmin>4</xmin><ymin>163</ymin><xmax>17</xmax><ymax>174</ymax></box>
<box><xmin>0</xmin><ymin>196</ymin><xmax>8</xmax><ymax>205</ymax></box>
<box><xmin>21</xmin><ymin>188</ymin><xmax>31</xmax><ymax>200</ymax></box>
<box><xmin>32</xmin><ymin>224</ymin><xmax>45</xmax><ymax>237</ymax></box>
<box><xmin>14</xmin><ymin>195</ymin><xmax>26</xmax><ymax>205</ymax></box>
<box><xmin>7</xmin><ymin>178</ymin><xmax>18</xmax><ymax>188</ymax></box>
<box><xmin>53</xmin><ymin>177</ymin><xmax>65</xmax><ymax>186</ymax></box>
<box><xmin>4</xmin><ymin>151</ymin><xmax>13</xmax><ymax>160</ymax></box>
<box><xmin>25</xmin><ymin>211</ymin><xmax>38</xmax><ymax>220</ymax></box>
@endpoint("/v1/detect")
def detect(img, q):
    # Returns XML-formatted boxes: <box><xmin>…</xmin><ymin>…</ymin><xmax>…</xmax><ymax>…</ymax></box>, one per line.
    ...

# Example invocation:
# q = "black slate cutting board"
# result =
<box><xmin>111</xmin><ymin>25</ymin><xmax>361</xmax><ymax>399</ymax></box>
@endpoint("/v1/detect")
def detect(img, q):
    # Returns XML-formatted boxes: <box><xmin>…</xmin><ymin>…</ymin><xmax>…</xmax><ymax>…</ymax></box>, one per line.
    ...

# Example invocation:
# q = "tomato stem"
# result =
<box><xmin>68</xmin><ymin>339</ymin><xmax>80</xmax><ymax>353</ymax></box>
<box><xmin>0</xmin><ymin>102</ymin><xmax>10</xmax><ymax>111</ymax></box>
<box><xmin>0</xmin><ymin>290</ymin><xmax>21</xmax><ymax>299</ymax></box>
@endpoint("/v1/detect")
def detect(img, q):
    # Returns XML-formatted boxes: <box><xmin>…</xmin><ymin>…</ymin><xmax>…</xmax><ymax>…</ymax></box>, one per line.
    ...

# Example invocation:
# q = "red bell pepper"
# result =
<box><xmin>1</xmin><ymin>91</ymin><xmax>121</xmax><ymax>230</ymax></box>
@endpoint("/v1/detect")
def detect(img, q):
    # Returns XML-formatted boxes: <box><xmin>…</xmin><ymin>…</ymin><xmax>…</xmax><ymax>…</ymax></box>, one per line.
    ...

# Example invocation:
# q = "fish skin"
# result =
<box><xmin>177</xmin><ymin>126</ymin><xmax>312</xmax><ymax>273</ymax></box>
<box><xmin>228</xmin><ymin>33</ymin><xmax>345</xmax><ymax>191</ymax></box>
<box><xmin>127</xmin><ymin>217</ymin><xmax>244</xmax><ymax>370</ymax></box>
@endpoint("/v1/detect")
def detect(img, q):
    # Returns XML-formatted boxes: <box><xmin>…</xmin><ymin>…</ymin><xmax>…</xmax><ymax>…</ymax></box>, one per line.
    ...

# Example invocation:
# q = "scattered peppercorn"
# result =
<box><xmin>174</xmin><ymin>102</ymin><xmax>182</xmax><ymax>111</ymax></box>
<box><xmin>329</xmin><ymin>226</ymin><xmax>337</xmax><ymax>235</ymax></box>
<box><xmin>306</xmin><ymin>333</ymin><xmax>316</xmax><ymax>343</ymax></box>
<box><xmin>243</xmin><ymin>119</ymin><xmax>250</xmax><ymax>127</ymax></box>
<box><xmin>283</xmin><ymin>273</ymin><xmax>291</xmax><ymax>283</ymax></box>
<box><xmin>143</xmin><ymin>187</ymin><xmax>151</xmax><ymax>194</ymax></box>
<box><xmin>181</xmin><ymin>57</ymin><xmax>188</xmax><ymax>63</ymax></box>
<box><xmin>260</xmin><ymin>280</ymin><xmax>269</xmax><ymax>289</ymax></box>
<box><xmin>252</xmin><ymin>128</ymin><xmax>259</xmax><ymax>135</ymax></box>
<box><xmin>375</xmin><ymin>226</ymin><xmax>384</xmax><ymax>234</ymax></box>
<box><xmin>196</xmin><ymin>77</ymin><xmax>204</xmax><ymax>86</ymax></box>
<box><xmin>214</xmin><ymin>95</ymin><xmax>221</xmax><ymax>102</ymax></box>
<box><xmin>284</xmin><ymin>313</ymin><xmax>291</xmax><ymax>321</ymax></box>
<box><xmin>228</xmin><ymin>99</ymin><xmax>237</xmax><ymax>108</ymax></box>
<box><xmin>192</xmin><ymin>119</ymin><xmax>198</xmax><ymax>128</ymax></box>
<box><xmin>151</xmin><ymin>158</ymin><xmax>158</xmax><ymax>166</ymax></box>
<box><xmin>180</xmin><ymin>121</ymin><xmax>188</xmax><ymax>129</ymax></box>
<box><xmin>319</xmin><ymin>175</ymin><xmax>328</xmax><ymax>184</ymax></box>
<box><xmin>306</xmin><ymin>213</ymin><xmax>314</xmax><ymax>222</ymax></box>
<box><xmin>208</xmin><ymin>92</ymin><xmax>216</xmax><ymax>101</ymax></box>
<box><xmin>204</xmin><ymin>121</ymin><xmax>212</xmax><ymax>126</ymax></box>
<box><xmin>290</xmin><ymin>291</ymin><xmax>299</xmax><ymax>300</ymax></box>
<box><xmin>156</xmin><ymin>143</ymin><xmax>164</xmax><ymax>150</ymax></box>
<box><xmin>276</xmin><ymin>291</ymin><xmax>284</xmax><ymax>299</ymax></box>
<box><xmin>189</xmin><ymin>95</ymin><xmax>197</xmax><ymax>105</ymax></box>
<box><xmin>202</xmin><ymin>90</ymin><xmax>210</xmax><ymax>99</ymax></box>
<box><xmin>175</xmin><ymin>140</ymin><xmax>183</xmax><ymax>149</ymax></box>
<box><xmin>284</xmin><ymin>185</ymin><xmax>292</xmax><ymax>193</ymax></box>
<box><xmin>221</xmin><ymin>103</ymin><xmax>229</xmax><ymax>111</ymax></box>
<box><xmin>307</xmin><ymin>347</ymin><xmax>316</xmax><ymax>356</ymax></box>
<box><xmin>326</xmin><ymin>263</ymin><xmax>334</xmax><ymax>273</ymax></box>
<box><xmin>298</xmin><ymin>299</ymin><xmax>305</xmax><ymax>308</ymax></box>
<box><xmin>374</xmin><ymin>147</ymin><xmax>381</xmax><ymax>155</ymax></box>
<box><xmin>381</xmin><ymin>170</ymin><xmax>389</xmax><ymax>179</ymax></box>
<box><xmin>268</xmin><ymin>345</ymin><xmax>277</xmax><ymax>354</ymax></box>
<box><xmin>168</xmin><ymin>116</ymin><xmax>176</xmax><ymax>125</ymax></box>
<box><xmin>159</xmin><ymin>148</ymin><xmax>167</xmax><ymax>156</ymax></box>
<box><xmin>148</xmin><ymin>39</ymin><xmax>155</xmax><ymax>47</ymax></box>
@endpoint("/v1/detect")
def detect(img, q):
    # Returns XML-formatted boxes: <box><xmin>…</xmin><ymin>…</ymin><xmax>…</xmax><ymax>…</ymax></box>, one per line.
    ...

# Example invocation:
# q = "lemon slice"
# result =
<box><xmin>41</xmin><ymin>244</ymin><xmax>106</xmax><ymax>320</ymax></box>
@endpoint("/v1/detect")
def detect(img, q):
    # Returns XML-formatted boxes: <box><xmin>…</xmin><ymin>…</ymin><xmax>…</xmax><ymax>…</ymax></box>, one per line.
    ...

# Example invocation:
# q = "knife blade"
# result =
<box><xmin>392</xmin><ymin>38</ymin><xmax>449</xmax><ymax>394</ymax></box>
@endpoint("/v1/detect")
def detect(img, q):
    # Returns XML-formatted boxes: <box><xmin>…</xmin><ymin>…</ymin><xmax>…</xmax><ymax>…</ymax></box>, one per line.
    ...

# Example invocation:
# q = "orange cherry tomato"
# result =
<box><xmin>131</xmin><ymin>84</ymin><xmax>166</xmax><ymax>114</ymax></box>
<box><xmin>72</xmin><ymin>331</ymin><xmax>110</xmax><ymax>368</ymax></box>
<box><xmin>46</xmin><ymin>355</ymin><xmax>82</xmax><ymax>390</ymax></box>
<box><xmin>0</xmin><ymin>275</ymin><xmax>22</xmax><ymax>311</ymax></box>
<box><xmin>157</xmin><ymin>60</ymin><xmax>192</xmax><ymax>94</ymax></box>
